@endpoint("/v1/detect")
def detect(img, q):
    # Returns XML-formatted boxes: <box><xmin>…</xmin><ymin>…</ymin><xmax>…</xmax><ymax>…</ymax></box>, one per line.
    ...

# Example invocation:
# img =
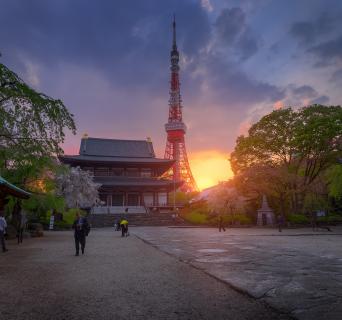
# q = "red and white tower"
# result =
<box><xmin>164</xmin><ymin>17</ymin><xmax>198</xmax><ymax>192</ymax></box>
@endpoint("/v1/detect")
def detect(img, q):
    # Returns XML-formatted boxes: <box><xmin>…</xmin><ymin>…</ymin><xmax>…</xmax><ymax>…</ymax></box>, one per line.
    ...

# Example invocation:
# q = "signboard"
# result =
<box><xmin>49</xmin><ymin>215</ymin><xmax>55</xmax><ymax>230</ymax></box>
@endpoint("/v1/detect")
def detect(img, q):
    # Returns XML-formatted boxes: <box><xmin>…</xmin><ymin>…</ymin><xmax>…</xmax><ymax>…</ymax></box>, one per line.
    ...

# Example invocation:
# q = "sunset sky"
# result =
<box><xmin>1</xmin><ymin>0</ymin><xmax>342</xmax><ymax>190</ymax></box>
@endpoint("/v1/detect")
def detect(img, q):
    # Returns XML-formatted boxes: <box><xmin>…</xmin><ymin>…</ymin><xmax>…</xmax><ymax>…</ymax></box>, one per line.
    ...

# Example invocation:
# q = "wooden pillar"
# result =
<box><xmin>140</xmin><ymin>192</ymin><xmax>144</xmax><ymax>206</ymax></box>
<box><xmin>124</xmin><ymin>192</ymin><xmax>128</xmax><ymax>207</ymax></box>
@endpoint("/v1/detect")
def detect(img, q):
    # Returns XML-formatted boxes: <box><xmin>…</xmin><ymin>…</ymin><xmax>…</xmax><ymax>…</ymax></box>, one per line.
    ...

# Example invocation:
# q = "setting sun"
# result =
<box><xmin>188</xmin><ymin>150</ymin><xmax>234</xmax><ymax>191</ymax></box>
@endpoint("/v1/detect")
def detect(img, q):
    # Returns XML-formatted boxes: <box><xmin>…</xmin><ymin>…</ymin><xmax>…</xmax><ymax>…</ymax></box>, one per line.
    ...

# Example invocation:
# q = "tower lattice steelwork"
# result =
<box><xmin>164</xmin><ymin>17</ymin><xmax>198</xmax><ymax>192</ymax></box>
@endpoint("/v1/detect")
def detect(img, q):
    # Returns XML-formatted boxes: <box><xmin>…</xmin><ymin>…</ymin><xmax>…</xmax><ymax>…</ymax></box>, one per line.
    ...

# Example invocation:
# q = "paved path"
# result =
<box><xmin>133</xmin><ymin>227</ymin><xmax>342</xmax><ymax>320</ymax></box>
<box><xmin>0</xmin><ymin>229</ymin><xmax>289</xmax><ymax>320</ymax></box>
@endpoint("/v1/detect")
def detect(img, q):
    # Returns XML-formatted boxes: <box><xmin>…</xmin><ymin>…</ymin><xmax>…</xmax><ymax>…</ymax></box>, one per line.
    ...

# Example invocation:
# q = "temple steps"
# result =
<box><xmin>88</xmin><ymin>212</ymin><xmax>189</xmax><ymax>227</ymax></box>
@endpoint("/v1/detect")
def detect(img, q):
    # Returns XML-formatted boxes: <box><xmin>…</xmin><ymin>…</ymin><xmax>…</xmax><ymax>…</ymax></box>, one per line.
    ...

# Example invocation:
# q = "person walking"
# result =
<box><xmin>72</xmin><ymin>212</ymin><xmax>90</xmax><ymax>256</ymax></box>
<box><xmin>277</xmin><ymin>215</ymin><xmax>285</xmax><ymax>232</ymax></box>
<box><xmin>0</xmin><ymin>210</ymin><xmax>8</xmax><ymax>252</ymax></box>
<box><xmin>120</xmin><ymin>218</ymin><xmax>129</xmax><ymax>237</ymax></box>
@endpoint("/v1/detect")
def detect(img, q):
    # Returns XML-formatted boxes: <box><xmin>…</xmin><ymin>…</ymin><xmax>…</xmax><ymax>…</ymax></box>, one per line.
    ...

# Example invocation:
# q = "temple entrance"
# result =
<box><xmin>127</xmin><ymin>193</ymin><xmax>140</xmax><ymax>206</ymax></box>
<box><xmin>112</xmin><ymin>193</ymin><xmax>124</xmax><ymax>206</ymax></box>
<box><xmin>262</xmin><ymin>214</ymin><xmax>267</xmax><ymax>226</ymax></box>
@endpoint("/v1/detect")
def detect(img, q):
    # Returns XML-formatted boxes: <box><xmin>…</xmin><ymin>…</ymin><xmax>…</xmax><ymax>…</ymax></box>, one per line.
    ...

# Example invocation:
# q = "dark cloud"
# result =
<box><xmin>214</xmin><ymin>7</ymin><xmax>259</xmax><ymax>60</ymax></box>
<box><xmin>290</xmin><ymin>13</ymin><xmax>336</xmax><ymax>45</ymax></box>
<box><xmin>236</xmin><ymin>28</ymin><xmax>259</xmax><ymax>60</ymax></box>
<box><xmin>283</xmin><ymin>84</ymin><xmax>330</xmax><ymax>107</ymax></box>
<box><xmin>0</xmin><ymin>0</ymin><xmax>211</xmax><ymax>91</ymax></box>
<box><xmin>0</xmin><ymin>0</ymin><xmax>337</xmax><ymax>155</ymax></box>
<box><xmin>215</xmin><ymin>7</ymin><xmax>245</xmax><ymax>44</ymax></box>
<box><xmin>291</xmin><ymin>85</ymin><xmax>318</xmax><ymax>99</ymax></box>
<box><xmin>193</xmin><ymin>54</ymin><xmax>285</xmax><ymax>107</ymax></box>
<box><xmin>310</xmin><ymin>95</ymin><xmax>330</xmax><ymax>105</ymax></box>
<box><xmin>308</xmin><ymin>35</ymin><xmax>342</xmax><ymax>66</ymax></box>
<box><xmin>331</xmin><ymin>69</ymin><xmax>342</xmax><ymax>83</ymax></box>
<box><xmin>269</xmin><ymin>42</ymin><xmax>280</xmax><ymax>55</ymax></box>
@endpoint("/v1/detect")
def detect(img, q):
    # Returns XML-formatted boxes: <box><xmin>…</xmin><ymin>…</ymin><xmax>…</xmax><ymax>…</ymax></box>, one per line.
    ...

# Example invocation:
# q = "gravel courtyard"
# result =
<box><xmin>133</xmin><ymin>226</ymin><xmax>342</xmax><ymax>320</ymax></box>
<box><xmin>0</xmin><ymin>229</ymin><xmax>290</xmax><ymax>320</ymax></box>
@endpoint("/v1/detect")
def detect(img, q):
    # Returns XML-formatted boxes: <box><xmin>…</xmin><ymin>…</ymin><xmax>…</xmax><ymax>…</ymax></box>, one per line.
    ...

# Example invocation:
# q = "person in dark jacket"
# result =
<box><xmin>72</xmin><ymin>212</ymin><xmax>89</xmax><ymax>256</ymax></box>
<box><xmin>218</xmin><ymin>214</ymin><xmax>226</xmax><ymax>232</ymax></box>
<box><xmin>277</xmin><ymin>215</ymin><xmax>285</xmax><ymax>232</ymax></box>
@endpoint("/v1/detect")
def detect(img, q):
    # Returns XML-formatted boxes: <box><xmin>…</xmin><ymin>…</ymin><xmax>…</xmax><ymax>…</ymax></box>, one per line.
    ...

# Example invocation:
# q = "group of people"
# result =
<box><xmin>72</xmin><ymin>211</ymin><xmax>129</xmax><ymax>256</ymax></box>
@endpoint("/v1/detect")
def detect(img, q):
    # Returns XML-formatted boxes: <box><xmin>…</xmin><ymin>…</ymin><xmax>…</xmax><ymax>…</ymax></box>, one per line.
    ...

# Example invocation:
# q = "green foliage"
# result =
<box><xmin>181</xmin><ymin>205</ymin><xmax>252</xmax><ymax>225</ymax></box>
<box><xmin>169</xmin><ymin>191</ymin><xmax>198</xmax><ymax>206</ymax></box>
<box><xmin>22</xmin><ymin>193</ymin><xmax>65</xmax><ymax>222</ymax></box>
<box><xmin>232</xmin><ymin>214</ymin><xmax>252</xmax><ymax>225</ymax></box>
<box><xmin>0</xmin><ymin>63</ymin><xmax>76</xmax><ymax>186</ymax></box>
<box><xmin>63</xmin><ymin>208</ymin><xmax>86</xmax><ymax>225</ymax></box>
<box><xmin>326</xmin><ymin>165</ymin><xmax>342</xmax><ymax>199</ymax></box>
<box><xmin>54</xmin><ymin>220</ymin><xmax>72</xmax><ymax>230</ymax></box>
<box><xmin>230</xmin><ymin>105</ymin><xmax>342</xmax><ymax>213</ymax></box>
<box><xmin>303</xmin><ymin>191</ymin><xmax>329</xmax><ymax>213</ymax></box>
<box><xmin>287</xmin><ymin>214</ymin><xmax>309</xmax><ymax>224</ymax></box>
<box><xmin>325</xmin><ymin>214</ymin><xmax>342</xmax><ymax>223</ymax></box>
<box><xmin>183</xmin><ymin>211</ymin><xmax>208</xmax><ymax>224</ymax></box>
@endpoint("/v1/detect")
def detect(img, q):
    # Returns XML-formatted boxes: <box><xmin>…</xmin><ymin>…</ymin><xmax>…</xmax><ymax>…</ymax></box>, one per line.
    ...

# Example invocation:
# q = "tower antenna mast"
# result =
<box><xmin>164</xmin><ymin>16</ymin><xmax>198</xmax><ymax>192</ymax></box>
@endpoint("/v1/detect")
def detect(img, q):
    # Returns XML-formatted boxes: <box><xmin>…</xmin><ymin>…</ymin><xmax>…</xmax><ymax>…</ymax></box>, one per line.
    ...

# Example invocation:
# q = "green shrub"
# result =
<box><xmin>63</xmin><ymin>208</ymin><xmax>86</xmax><ymax>225</ymax></box>
<box><xmin>317</xmin><ymin>214</ymin><xmax>342</xmax><ymax>224</ymax></box>
<box><xmin>54</xmin><ymin>220</ymin><xmax>72</xmax><ymax>230</ymax></box>
<box><xmin>182</xmin><ymin>211</ymin><xmax>208</xmax><ymax>224</ymax></box>
<box><xmin>327</xmin><ymin>215</ymin><xmax>342</xmax><ymax>223</ymax></box>
<box><xmin>287</xmin><ymin>214</ymin><xmax>309</xmax><ymax>224</ymax></box>
<box><xmin>233</xmin><ymin>214</ymin><xmax>252</xmax><ymax>225</ymax></box>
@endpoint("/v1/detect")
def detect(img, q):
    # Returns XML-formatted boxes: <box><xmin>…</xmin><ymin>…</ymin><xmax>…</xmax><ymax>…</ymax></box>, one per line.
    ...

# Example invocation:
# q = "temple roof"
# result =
<box><xmin>79</xmin><ymin>137</ymin><xmax>155</xmax><ymax>158</ymax></box>
<box><xmin>59</xmin><ymin>154</ymin><xmax>174</xmax><ymax>166</ymax></box>
<box><xmin>0</xmin><ymin>176</ymin><xmax>31</xmax><ymax>199</ymax></box>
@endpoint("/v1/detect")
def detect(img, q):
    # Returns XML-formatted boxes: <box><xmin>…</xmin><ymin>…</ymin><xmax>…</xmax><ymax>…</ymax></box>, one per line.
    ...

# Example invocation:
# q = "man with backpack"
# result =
<box><xmin>72</xmin><ymin>211</ymin><xmax>90</xmax><ymax>256</ymax></box>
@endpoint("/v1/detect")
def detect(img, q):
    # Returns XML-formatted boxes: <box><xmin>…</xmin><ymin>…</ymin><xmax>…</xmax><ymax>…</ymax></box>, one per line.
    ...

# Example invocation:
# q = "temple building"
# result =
<box><xmin>59</xmin><ymin>136</ymin><xmax>182</xmax><ymax>213</ymax></box>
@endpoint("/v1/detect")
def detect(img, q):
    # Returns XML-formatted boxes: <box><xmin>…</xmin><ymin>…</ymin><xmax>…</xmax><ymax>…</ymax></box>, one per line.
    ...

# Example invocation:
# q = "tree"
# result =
<box><xmin>230</xmin><ymin>105</ymin><xmax>342</xmax><ymax>213</ymax></box>
<box><xmin>56</xmin><ymin>166</ymin><xmax>100</xmax><ymax>208</ymax></box>
<box><xmin>0</xmin><ymin>63</ymin><xmax>76</xmax><ymax>186</ymax></box>
<box><xmin>207</xmin><ymin>181</ymin><xmax>245</xmax><ymax>215</ymax></box>
<box><xmin>326</xmin><ymin>164</ymin><xmax>342</xmax><ymax>200</ymax></box>
<box><xmin>5</xmin><ymin>163</ymin><xmax>66</xmax><ymax>223</ymax></box>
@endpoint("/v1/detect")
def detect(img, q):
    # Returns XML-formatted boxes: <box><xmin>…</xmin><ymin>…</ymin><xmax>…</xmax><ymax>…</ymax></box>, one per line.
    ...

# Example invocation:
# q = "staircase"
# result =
<box><xmin>88</xmin><ymin>212</ymin><xmax>189</xmax><ymax>227</ymax></box>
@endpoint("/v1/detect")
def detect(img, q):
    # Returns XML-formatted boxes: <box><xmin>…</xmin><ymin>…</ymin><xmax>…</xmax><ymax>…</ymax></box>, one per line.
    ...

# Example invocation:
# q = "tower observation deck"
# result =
<box><xmin>164</xmin><ymin>17</ymin><xmax>198</xmax><ymax>192</ymax></box>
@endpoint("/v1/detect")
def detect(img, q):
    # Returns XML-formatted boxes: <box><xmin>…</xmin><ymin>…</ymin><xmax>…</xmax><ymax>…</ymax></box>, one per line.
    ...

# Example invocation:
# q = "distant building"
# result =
<box><xmin>59</xmin><ymin>136</ymin><xmax>182</xmax><ymax>213</ymax></box>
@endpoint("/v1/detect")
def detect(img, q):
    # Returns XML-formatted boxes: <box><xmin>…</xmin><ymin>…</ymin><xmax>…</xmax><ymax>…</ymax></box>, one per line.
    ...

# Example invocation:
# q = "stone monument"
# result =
<box><xmin>257</xmin><ymin>195</ymin><xmax>275</xmax><ymax>226</ymax></box>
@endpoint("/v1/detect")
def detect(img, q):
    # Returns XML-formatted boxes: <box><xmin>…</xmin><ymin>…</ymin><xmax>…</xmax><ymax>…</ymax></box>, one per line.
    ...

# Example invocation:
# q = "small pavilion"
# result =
<box><xmin>0</xmin><ymin>176</ymin><xmax>31</xmax><ymax>209</ymax></box>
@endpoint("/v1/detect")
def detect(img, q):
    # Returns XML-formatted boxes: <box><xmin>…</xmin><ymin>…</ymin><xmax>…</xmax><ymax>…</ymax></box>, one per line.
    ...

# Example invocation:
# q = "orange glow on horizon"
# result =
<box><xmin>188</xmin><ymin>150</ymin><xmax>234</xmax><ymax>191</ymax></box>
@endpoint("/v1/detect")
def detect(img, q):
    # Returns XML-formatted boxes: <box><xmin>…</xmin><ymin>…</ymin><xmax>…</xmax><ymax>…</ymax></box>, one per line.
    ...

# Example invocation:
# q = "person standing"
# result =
<box><xmin>72</xmin><ymin>212</ymin><xmax>89</xmax><ymax>256</ymax></box>
<box><xmin>17</xmin><ymin>209</ymin><xmax>27</xmax><ymax>244</ymax></box>
<box><xmin>0</xmin><ymin>210</ymin><xmax>8</xmax><ymax>252</ymax></box>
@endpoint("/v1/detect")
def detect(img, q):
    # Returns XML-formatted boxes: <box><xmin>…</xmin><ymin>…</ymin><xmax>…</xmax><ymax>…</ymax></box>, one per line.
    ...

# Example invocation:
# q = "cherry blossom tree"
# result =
<box><xmin>56</xmin><ymin>166</ymin><xmax>100</xmax><ymax>208</ymax></box>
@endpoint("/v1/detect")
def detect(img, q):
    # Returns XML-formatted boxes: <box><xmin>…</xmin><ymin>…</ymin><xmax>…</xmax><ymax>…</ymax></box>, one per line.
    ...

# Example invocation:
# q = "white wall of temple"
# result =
<box><xmin>98</xmin><ymin>190</ymin><xmax>170</xmax><ymax>207</ymax></box>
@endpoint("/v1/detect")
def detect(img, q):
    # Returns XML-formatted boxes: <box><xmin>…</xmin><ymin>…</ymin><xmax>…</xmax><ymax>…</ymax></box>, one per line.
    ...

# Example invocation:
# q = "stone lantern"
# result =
<box><xmin>257</xmin><ymin>195</ymin><xmax>275</xmax><ymax>226</ymax></box>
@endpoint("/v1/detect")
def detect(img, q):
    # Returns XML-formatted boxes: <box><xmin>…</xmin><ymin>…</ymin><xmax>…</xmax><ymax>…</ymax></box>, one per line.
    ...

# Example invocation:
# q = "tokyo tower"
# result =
<box><xmin>164</xmin><ymin>17</ymin><xmax>198</xmax><ymax>192</ymax></box>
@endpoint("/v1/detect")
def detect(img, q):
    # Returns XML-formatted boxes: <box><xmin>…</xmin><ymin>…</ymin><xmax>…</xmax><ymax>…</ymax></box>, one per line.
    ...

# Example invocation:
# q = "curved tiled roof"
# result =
<box><xmin>80</xmin><ymin>137</ymin><xmax>155</xmax><ymax>158</ymax></box>
<box><xmin>0</xmin><ymin>176</ymin><xmax>31</xmax><ymax>199</ymax></box>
